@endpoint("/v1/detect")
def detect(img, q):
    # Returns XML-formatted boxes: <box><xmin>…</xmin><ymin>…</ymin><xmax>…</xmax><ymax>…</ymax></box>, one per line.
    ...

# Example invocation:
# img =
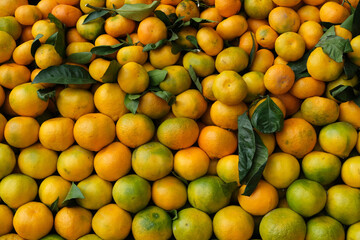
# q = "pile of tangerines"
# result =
<box><xmin>0</xmin><ymin>0</ymin><xmax>360</xmax><ymax>239</ymax></box>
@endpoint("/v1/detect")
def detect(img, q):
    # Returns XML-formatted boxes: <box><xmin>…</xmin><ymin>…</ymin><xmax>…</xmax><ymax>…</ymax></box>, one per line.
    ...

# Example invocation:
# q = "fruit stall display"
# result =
<box><xmin>0</xmin><ymin>0</ymin><xmax>359</xmax><ymax>239</ymax></box>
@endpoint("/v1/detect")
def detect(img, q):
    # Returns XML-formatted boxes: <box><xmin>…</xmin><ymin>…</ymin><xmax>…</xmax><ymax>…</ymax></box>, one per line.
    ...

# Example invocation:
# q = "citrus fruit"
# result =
<box><xmin>56</xmin><ymin>87</ymin><xmax>95</xmax><ymax>120</ymax></box>
<box><xmin>76</xmin><ymin>175</ymin><xmax>112</xmax><ymax>210</ymax></box>
<box><xmin>301</xmin><ymin>96</ymin><xmax>339</xmax><ymax>126</ymax></box>
<box><xmin>338</xmin><ymin>100</ymin><xmax>360</xmax><ymax>129</ymax></box>
<box><xmin>215</xmin><ymin>47</ymin><xmax>249</xmax><ymax>73</ymax></box>
<box><xmin>275</xmin><ymin>118</ymin><xmax>317</xmax><ymax>158</ymax></box>
<box><xmin>115</xmin><ymin>113</ymin><xmax>155</xmax><ymax>148</ymax></box>
<box><xmin>198</xmin><ymin>125</ymin><xmax>237</xmax><ymax>159</ymax></box>
<box><xmin>18</xmin><ymin>143</ymin><xmax>57</xmax><ymax>179</ymax></box>
<box><xmin>259</xmin><ymin>208</ymin><xmax>306</xmax><ymax>240</ymax></box>
<box><xmin>302</xmin><ymin>151</ymin><xmax>342</xmax><ymax>185</ymax></box>
<box><xmin>238</xmin><ymin>180</ymin><xmax>279</xmax><ymax>216</ymax></box>
<box><xmin>132</xmin><ymin>142</ymin><xmax>173</xmax><ymax>181</ymax></box>
<box><xmin>341</xmin><ymin>156</ymin><xmax>360</xmax><ymax>188</ymax></box>
<box><xmin>213</xmin><ymin>205</ymin><xmax>254</xmax><ymax>240</ymax></box>
<box><xmin>173</xmin><ymin>146</ymin><xmax>210</xmax><ymax>181</ymax></box>
<box><xmin>9</xmin><ymin>83</ymin><xmax>49</xmax><ymax>117</ymax></box>
<box><xmin>94</xmin><ymin>141</ymin><xmax>131</xmax><ymax>182</ymax></box>
<box><xmin>0</xmin><ymin>173</ymin><xmax>37</xmax><ymax>209</ymax></box>
<box><xmin>91</xmin><ymin>204</ymin><xmax>132</xmax><ymax>240</ymax></box>
<box><xmin>188</xmin><ymin>175</ymin><xmax>237</xmax><ymax>214</ymax></box>
<box><xmin>263</xmin><ymin>152</ymin><xmax>300</xmax><ymax>189</ymax></box>
<box><xmin>319</xmin><ymin>122</ymin><xmax>357</xmax><ymax>158</ymax></box>
<box><xmin>286</xmin><ymin>179</ymin><xmax>327</xmax><ymax>217</ymax></box>
<box><xmin>212</xmin><ymin>70</ymin><xmax>248</xmax><ymax>105</ymax></box>
<box><xmin>306</xmin><ymin>215</ymin><xmax>345</xmax><ymax>240</ymax></box>
<box><xmin>172</xmin><ymin>207</ymin><xmax>212</xmax><ymax>240</ymax></box>
<box><xmin>132</xmin><ymin>206</ymin><xmax>172</xmax><ymax>240</ymax></box>
<box><xmin>347</xmin><ymin>221</ymin><xmax>360</xmax><ymax>240</ymax></box>
<box><xmin>152</xmin><ymin>175</ymin><xmax>187</xmax><ymax>211</ymax></box>
<box><xmin>38</xmin><ymin>175</ymin><xmax>71</xmax><ymax>209</ymax></box>
<box><xmin>157</xmin><ymin>117</ymin><xmax>199</xmax><ymax>150</ymax></box>
<box><xmin>112</xmin><ymin>174</ymin><xmax>151</xmax><ymax>213</ymax></box>
<box><xmin>54</xmin><ymin>207</ymin><xmax>92</xmax><ymax>240</ymax></box>
<box><xmin>264</xmin><ymin>64</ymin><xmax>295</xmax><ymax>95</ymax></box>
<box><xmin>159</xmin><ymin>65</ymin><xmax>192</xmax><ymax>95</ymax></box>
<box><xmin>57</xmin><ymin>145</ymin><xmax>94</xmax><ymax>182</ymax></box>
<box><xmin>13</xmin><ymin>202</ymin><xmax>53</xmax><ymax>240</ymax></box>
<box><xmin>0</xmin><ymin>144</ymin><xmax>16</xmax><ymax>180</ymax></box>
<box><xmin>73</xmin><ymin>113</ymin><xmax>115</xmax><ymax>152</ymax></box>
<box><xmin>0</xmin><ymin>204</ymin><xmax>13</xmax><ymax>235</ymax></box>
<box><xmin>0</xmin><ymin>31</ymin><xmax>16</xmax><ymax>64</ymax></box>
<box><xmin>39</xmin><ymin>117</ymin><xmax>75</xmax><ymax>151</ymax></box>
<box><xmin>182</xmin><ymin>51</ymin><xmax>215</xmax><ymax>77</ymax></box>
<box><xmin>307</xmin><ymin>47</ymin><xmax>344</xmax><ymax>82</ymax></box>
<box><xmin>325</xmin><ymin>184</ymin><xmax>360</xmax><ymax>225</ymax></box>
<box><xmin>244</xmin><ymin>0</ymin><xmax>273</xmax><ymax>19</ymax></box>
<box><xmin>171</xmin><ymin>89</ymin><xmax>207</xmax><ymax>119</ymax></box>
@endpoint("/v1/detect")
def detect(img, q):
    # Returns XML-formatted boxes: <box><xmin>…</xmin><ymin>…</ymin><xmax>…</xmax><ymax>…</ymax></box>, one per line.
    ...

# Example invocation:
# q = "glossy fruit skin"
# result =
<box><xmin>187</xmin><ymin>176</ymin><xmax>236</xmax><ymax>214</ymax></box>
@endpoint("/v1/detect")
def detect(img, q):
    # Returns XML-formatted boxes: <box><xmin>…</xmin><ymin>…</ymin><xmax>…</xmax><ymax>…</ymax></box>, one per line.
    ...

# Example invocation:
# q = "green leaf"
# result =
<box><xmin>124</xmin><ymin>93</ymin><xmax>140</xmax><ymax>114</ymax></box>
<box><xmin>188</xmin><ymin>65</ymin><xmax>202</xmax><ymax>93</ymax></box>
<box><xmin>116</xmin><ymin>1</ymin><xmax>160</xmax><ymax>22</ymax></box>
<box><xmin>154</xmin><ymin>10</ymin><xmax>172</xmax><ymax>26</ymax></box>
<box><xmin>341</xmin><ymin>14</ymin><xmax>354</xmax><ymax>31</ymax></box>
<box><xmin>344</xmin><ymin>0</ymin><xmax>356</xmax><ymax>13</ymax></box>
<box><xmin>248</xmin><ymin>32</ymin><xmax>256</xmax><ymax>68</ymax></box>
<box><xmin>170</xmin><ymin>42</ymin><xmax>185</xmax><ymax>54</ymax></box>
<box><xmin>171</xmin><ymin>171</ymin><xmax>188</xmax><ymax>186</ymax></box>
<box><xmin>49</xmin><ymin>197</ymin><xmax>59</xmax><ymax>213</ymax></box>
<box><xmin>83</xmin><ymin>10</ymin><xmax>109</xmax><ymax>24</ymax></box>
<box><xmin>221</xmin><ymin>181</ymin><xmax>238</xmax><ymax>198</ymax></box>
<box><xmin>37</xmin><ymin>88</ymin><xmax>56</xmax><ymax>101</ymax></box>
<box><xmin>101</xmin><ymin>60</ymin><xmax>121</xmax><ymax>83</ymax></box>
<box><xmin>48</xmin><ymin>13</ymin><xmax>66</xmax><ymax>58</ymax></box>
<box><xmin>168</xmin><ymin>14</ymin><xmax>185</xmax><ymax>30</ymax></box>
<box><xmin>185</xmin><ymin>35</ymin><xmax>199</xmax><ymax>49</ymax></box>
<box><xmin>190</xmin><ymin>17</ymin><xmax>215</xmax><ymax>24</ymax></box>
<box><xmin>320</xmin><ymin>21</ymin><xmax>335</xmax><ymax>30</ymax></box>
<box><xmin>148</xmin><ymin>69</ymin><xmax>168</xmax><ymax>86</ymax></box>
<box><xmin>62</xmin><ymin>182</ymin><xmax>84</xmax><ymax>204</ymax></box>
<box><xmin>287</xmin><ymin>49</ymin><xmax>313</xmax><ymax>80</ymax></box>
<box><xmin>316</xmin><ymin>25</ymin><xmax>353</xmax><ymax>63</ymax></box>
<box><xmin>183</xmin><ymin>17</ymin><xmax>215</xmax><ymax>29</ymax></box>
<box><xmin>354</xmin><ymin>96</ymin><xmax>360</xmax><ymax>107</ymax></box>
<box><xmin>143</xmin><ymin>39</ymin><xmax>168</xmax><ymax>51</ymax></box>
<box><xmin>237</xmin><ymin>113</ymin><xmax>256</xmax><ymax>183</ymax></box>
<box><xmin>67</xmin><ymin>52</ymin><xmax>93</xmax><ymax>64</ymax></box>
<box><xmin>330</xmin><ymin>85</ymin><xmax>358</xmax><ymax>102</ymax></box>
<box><xmin>126</xmin><ymin>34</ymin><xmax>133</xmax><ymax>45</ymax></box>
<box><xmin>320</xmin><ymin>25</ymin><xmax>336</xmax><ymax>40</ymax></box>
<box><xmin>251</xmin><ymin>95</ymin><xmax>284</xmax><ymax>134</ymax></box>
<box><xmin>45</xmin><ymin>32</ymin><xmax>58</xmax><ymax>45</ymax></box>
<box><xmin>31</xmin><ymin>34</ymin><xmax>43</xmax><ymax>57</ymax></box>
<box><xmin>344</xmin><ymin>57</ymin><xmax>359</xmax><ymax>79</ymax></box>
<box><xmin>167</xmin><ymin>209</ymin><xmax>178</xmax><ymax>220</ymax></box>
<box><xmin>36</xmin><ymin>111</ymin><xmax>54</xmax><ymax>125</ymax></box>
<box><xmin>48</xmin><ymin>13</ymin><xmax>64</xmax><ymax>30</ymax></box>
<box><xmin>91</xmin><ymin>43</ymin><xmax>125</xmax><ymax>55</ymax></box>
<box><xmin>352</xmin><ymin>2</ymin><xmax>360</xmax><ymax>36</ymax></box>
<box><xmin>316</xmin><ymin>36</ymin><xmax>353</xmax><ymax>63</ymax></box>
<box><xmin>54</xmin><ymin>30</ymin><xmax>66</xmax><ymax>58</ymax></box>
<box><xmin>32</xmin><ymin>65</ymin><xmax>97</xmax><ymax>84</ymax></box>
<box><xmin>168</xmin><ymin>30</ymin><xmax>179</xmax><ymax>42</ymax></box>
<box><xmin>242</xmin><ymin>132</ymin><xmax>269</xmax><ymax>196</ymax></box>
<box><xmin>154</xmin><ymin>90</ymin><xmax>175</xmax><ymax>104</ymax></box>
